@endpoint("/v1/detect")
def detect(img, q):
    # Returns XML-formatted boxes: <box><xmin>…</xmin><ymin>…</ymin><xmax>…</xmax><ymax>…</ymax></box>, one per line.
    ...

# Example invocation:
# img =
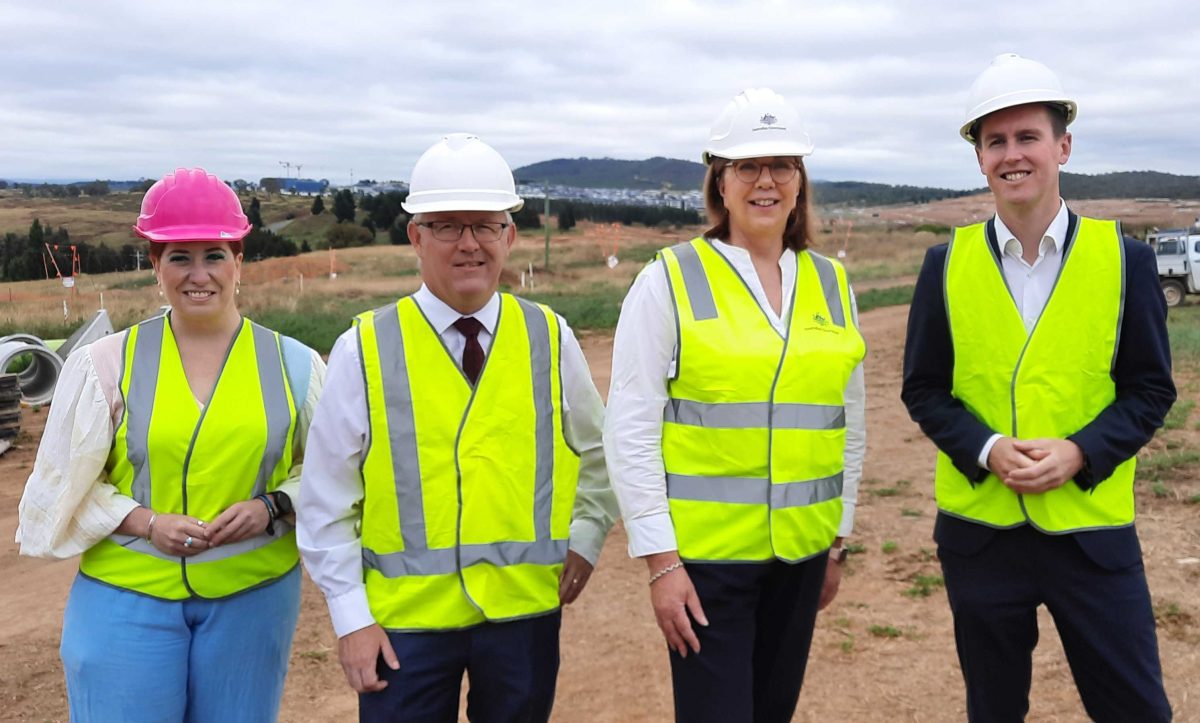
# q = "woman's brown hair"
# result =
<box><xmin>701</xmin><ymin>158</ymin><xmax>818</xmax><ymax>252</ymax></box>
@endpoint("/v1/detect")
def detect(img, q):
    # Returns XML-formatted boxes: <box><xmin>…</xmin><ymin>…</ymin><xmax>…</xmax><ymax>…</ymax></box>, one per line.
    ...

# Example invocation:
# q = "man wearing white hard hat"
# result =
<box><xmin>607</xmin><ymin>88</ymin><xmax>866</xmax><ymax>721</ymax></box>
<box><xmin>902</xmin><ymin>54</ymin><xmax>1174</xmax><ymax>721</ymax></box>
<box><xmin>298</xmin><ymin>133</ymin><xmax>617</xmax><ymax>721</ymax></box>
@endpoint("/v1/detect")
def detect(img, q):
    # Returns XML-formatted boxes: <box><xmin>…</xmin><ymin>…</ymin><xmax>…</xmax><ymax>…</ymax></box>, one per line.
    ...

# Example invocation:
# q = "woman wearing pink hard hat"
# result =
<box><xmin>17</xmin><ymin>168</ymin><xmax>326</xmax><ymax>722</ymax></box>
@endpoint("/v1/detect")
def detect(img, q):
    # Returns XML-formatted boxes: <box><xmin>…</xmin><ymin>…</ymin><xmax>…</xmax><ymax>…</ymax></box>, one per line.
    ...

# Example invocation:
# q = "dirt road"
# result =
<box><xmin>1</xmin><ymin>304</ymin><xmax>1196</xmax><ymax>721</ymax></box>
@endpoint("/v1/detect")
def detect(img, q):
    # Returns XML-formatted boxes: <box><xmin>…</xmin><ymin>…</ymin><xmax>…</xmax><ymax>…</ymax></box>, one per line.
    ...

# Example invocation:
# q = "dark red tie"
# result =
<box><xmin>453</xmin><ymin>316</ymin><xmax>485</xmax><ymax>385</ymax></box>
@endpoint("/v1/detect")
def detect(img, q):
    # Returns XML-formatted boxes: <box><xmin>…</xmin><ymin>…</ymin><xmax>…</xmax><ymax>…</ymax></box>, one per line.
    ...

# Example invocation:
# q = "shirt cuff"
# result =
<box><xmin>624</xmin><ymin>512</ymin><xmax>679</xmax><ymax>558</ymax></box>
<box><xmin>838</xmin><ymin>500</ymin><xmax>856</xmax><ymax>537</ymax></box>
<box><xmin>568</xmin><ymin>517</ymin><xmax>607</xmax><ymax>567</ymax></box>
<box><xmin>978</xmin><ymin>434</ymin><xmax>1003</xmax><ymax>471</ymax></box>
<box><xmin>326</xmin><ymin>587</ymin><xmax>376</xmax><ymax>638</ymax></box>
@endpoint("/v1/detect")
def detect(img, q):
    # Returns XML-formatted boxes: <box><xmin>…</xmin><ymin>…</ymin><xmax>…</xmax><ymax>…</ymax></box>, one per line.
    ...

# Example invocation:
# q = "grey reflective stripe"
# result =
<box><xmin>363</xmin><ymin>546</ymin><xmax>457</xmax><ymax>577</ymax></box>
<box><xmin>110</xmin><ymin>522</ymin><xmax>293</xmax><ymax>563</ymax></box>
<box><xmin>371</xmin><ymin>304</ymin><xmax>427</xmax><ymax>555</ymax></box>
<box><xmin>770</xmin><ymin>473</ymin><xmax>843</xmax><ymax>508</ymax></box>
<box><xmin>672</xmin><ymin>242</ymin><xmax>718</xmax><ymax>321</ymax></box>
<box><xmin>668</xmin><ymin>473</ymin><xmax>767</xmax><ymax>504</ymax></box>
<box><xmin>809</xmin><ymin>253</ymin><xmax>846</xmax><ymax>328</ymax></box>
<box><xmin>668</xmin><ymin>472</ymin><xmax>842</xmax><ymax>509</ymax></box>
<box><xmin>516</xmin><ymin>298</ymin><xmax>554</xmax><ymax>541</ymax></box>
<box><xmin>364</xmin><ymin>539</ymin><xmax>567</xmax><ymax>578</ymax></box>
<box><xmin>775</xmin><ymin>403</ymin><xmax>844</xmax><ymax>429</ymax></box>
<box><xmin>250</xmin><ymin>323</ymin><xmax>292</xmax><ymax>498</ymax></box>
<box><xmin>665</xmin><ymin>399</ymin><xmax>844</xmax><ymax>430</ymax></box>
<box><xmin>126</xmin><ymin>317</ymin><xmax>165</xmax><ymax>507</ymax></box>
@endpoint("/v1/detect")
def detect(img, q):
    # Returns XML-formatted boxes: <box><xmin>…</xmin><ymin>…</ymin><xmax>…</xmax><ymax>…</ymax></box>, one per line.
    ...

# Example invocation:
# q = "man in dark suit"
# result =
<box><xmin>901</xmin><ymin>53</ymin><xmax>1175</xmax><ymax>722</ymax></box>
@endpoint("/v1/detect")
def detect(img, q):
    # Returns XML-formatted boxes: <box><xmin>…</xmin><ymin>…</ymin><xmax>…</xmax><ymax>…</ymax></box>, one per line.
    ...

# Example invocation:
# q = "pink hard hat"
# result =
<box><xmin>133</xmin><ymin>168</ymin><xmax>251</xmax><ymax>243</ymax></box>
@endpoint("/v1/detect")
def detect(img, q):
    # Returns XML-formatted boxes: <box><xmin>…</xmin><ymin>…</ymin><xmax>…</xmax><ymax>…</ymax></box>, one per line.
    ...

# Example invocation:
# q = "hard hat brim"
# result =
<box><xmin>960</xmin><ymin>96</ymin><xmax>1078</xmax><ymax>143</ymax></box>
<box><xmin>133</xmin><ymin>224</ymin><xmax>252</xmax><ymax>243</ymax></box>
<box><xmin>703</xmin><ymin>140</ymin><xmax>814</xmax><ymax>165</ymax></box>
<box><xmin>401</xmin><ymin>190</ymin><xmax>524</xmax><ymax>215</ymax></box>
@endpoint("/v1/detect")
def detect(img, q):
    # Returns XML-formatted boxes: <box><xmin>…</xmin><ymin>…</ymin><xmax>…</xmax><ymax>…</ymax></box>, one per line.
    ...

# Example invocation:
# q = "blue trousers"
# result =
<box><xmin>359</xmin><ymin>611</ymin><xmax>562</xmax><ymax>723</ymax></box>
<box><xmin>669</xmin><ymin>555</ymin><xmax>828</xmax><ymax>723</ymax></box>
<box><xmin>60</xmin><ymin>566</ymin><xmax>301</xmax><ymax>723</ymax></box>
<box><xmin>939</xmin><ymin>525</ymin><xmax>1171</xmax><ymax>723</ymax></box>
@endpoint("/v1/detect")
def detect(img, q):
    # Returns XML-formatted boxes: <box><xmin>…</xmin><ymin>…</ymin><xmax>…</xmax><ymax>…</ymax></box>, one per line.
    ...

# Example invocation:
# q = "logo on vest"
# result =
<box><xmin>804</xmin><ymin>312</ymin><xmax>839</xmax><ymax>334</ymax></box>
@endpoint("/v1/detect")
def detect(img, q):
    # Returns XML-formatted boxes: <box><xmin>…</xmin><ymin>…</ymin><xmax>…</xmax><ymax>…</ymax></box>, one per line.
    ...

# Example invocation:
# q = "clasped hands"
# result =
<box><xmin>148</xmin><ymin>500</ymin><xmax>273</xmax><ymax>557</ymax></box>
<box><xmin>987</xmin><ymin>436</ymin><xmax>1084</xmax><ymax>494</ymax></box>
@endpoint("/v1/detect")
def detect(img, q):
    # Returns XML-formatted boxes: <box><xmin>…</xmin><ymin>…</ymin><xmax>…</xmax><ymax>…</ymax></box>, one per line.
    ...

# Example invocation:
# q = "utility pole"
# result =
<box><xmin>132</xmin><ymin>248</ymin><xmax>144</xmax><ymax>271</ymax></box>
<box><xmin>295</xmin><ymin>163</ymin><xmax>303</xmax><ymax>180</ymax></box>
<box><xmin>543</xmin><ymin>181</ymin><xmax>551</xmax><ymax>271</ymax></box>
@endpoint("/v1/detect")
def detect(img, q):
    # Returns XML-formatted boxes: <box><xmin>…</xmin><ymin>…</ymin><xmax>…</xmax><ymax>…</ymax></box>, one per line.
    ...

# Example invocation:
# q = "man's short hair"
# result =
<box><xmin>972</xmin><ymin>102</ymin><xmax>1070</xmax><ymax>148</ymax></box>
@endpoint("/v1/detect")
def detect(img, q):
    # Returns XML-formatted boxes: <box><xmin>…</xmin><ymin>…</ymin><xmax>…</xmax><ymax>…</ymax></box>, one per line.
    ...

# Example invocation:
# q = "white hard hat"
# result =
<box><xmin>960</xmin><ymin>53</ymin><xmax>1077</xmax><ymax>144</ymax></box>
<box><xmin>401</xmin><ymin>133</ymin><xmax>524</xmax><ymax>214</ymax></box>
<box><xmin>702</xmin><ymin>88</ymin><xmax>814</xmax><ymax>164</ymax></box>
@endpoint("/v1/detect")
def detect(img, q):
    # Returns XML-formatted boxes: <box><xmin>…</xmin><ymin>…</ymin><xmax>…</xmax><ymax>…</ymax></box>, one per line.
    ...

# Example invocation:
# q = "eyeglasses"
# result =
<box><xmin>725</xmin><ymin>159</ymin><xmax>801</xmax><ymax>184</ymax></box>
<box><xmin>418</xmin><ymin>221</ymin><xmax>510</xmax><ymax>243</ymax></box>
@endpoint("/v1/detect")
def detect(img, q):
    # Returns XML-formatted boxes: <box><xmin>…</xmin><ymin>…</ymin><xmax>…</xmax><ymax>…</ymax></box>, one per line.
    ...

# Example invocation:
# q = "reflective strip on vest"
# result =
<box><xmin>664</xmin><ymin>398</ymin><xmax>845</xmax><ymax>430</ymax></box>
<box><xmin>672</xmin><ymin>241</ymin><xmax>718</xmax><ymax>321</ymax></box>
<box><xmin>362</xmin><ymin>298</ymin><xmax>561</xmax><ymax>578</ymax></box>
<box><xmin>667</xmin><ymin>472</ymin><xmax>843</xmax><ymax>507</ymax></box>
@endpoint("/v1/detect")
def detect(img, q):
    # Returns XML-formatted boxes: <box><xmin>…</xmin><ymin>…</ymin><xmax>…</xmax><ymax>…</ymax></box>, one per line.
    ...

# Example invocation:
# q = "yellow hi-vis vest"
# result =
<box><xmin>936</xmin><ymin>217</ymin><xmax>1135</xmax><ymax>532</ymax></box>
<box><xmin>80</xmin><ymin>314</ymin><xmax>301</xmax><ymax>599</ymax></box>
<box><xmin>659</xmin><ymin>238</ymin><xmax>865</xmax><ymax>563</ymax></box>
<box><xmin>356</xmin><ymin>294</ymin><xmax>580</xmax><ymax>631</ymax></box>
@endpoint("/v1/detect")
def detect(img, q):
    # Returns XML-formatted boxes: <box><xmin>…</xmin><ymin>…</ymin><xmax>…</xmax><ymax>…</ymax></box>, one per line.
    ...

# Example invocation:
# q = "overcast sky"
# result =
<box><xmin>3</xmin><ymin>0</ymin><xmax>1197</xmax><ymax>190</ymax></box>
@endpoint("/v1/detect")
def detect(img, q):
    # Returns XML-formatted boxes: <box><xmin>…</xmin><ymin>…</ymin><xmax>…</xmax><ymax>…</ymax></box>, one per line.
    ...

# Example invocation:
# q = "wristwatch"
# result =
<box><xmin>829</xmin><ymin>545</ymin><xmax>849</xmax><ymax>564</ymax></box>
<box><xmin>272</xmin><ymin>491</ymin><xmax>294</xmax><ymax>518</ymax></box>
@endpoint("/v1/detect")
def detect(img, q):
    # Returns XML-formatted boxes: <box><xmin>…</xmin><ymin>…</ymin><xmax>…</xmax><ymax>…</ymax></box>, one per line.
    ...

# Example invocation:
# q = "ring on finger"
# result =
<box><xmin>184</xmin><ymin>536</ymin><xmax>194</xmax><ymax>548</ymax></box>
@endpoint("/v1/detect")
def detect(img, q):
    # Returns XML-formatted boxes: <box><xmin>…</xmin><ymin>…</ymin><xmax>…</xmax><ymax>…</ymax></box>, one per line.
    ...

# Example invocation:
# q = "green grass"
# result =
<box><xmin>844</xmin><ymin>542</ymin><xmax>866</xmax><ymax>555</ymax></box>
<box><xmin>870</xmin><ymin>487</ymin><xmax>900</xmax><ymax>497</ymax></box>
<box><xmin>881</xmin><ymin>540</ymin><xmax>898</xmax><ymax>554</ymax></box>
<box><xmin>107</xmin><ymin>275</ymin><xmax>158</xmax><ymax>290</ymax></box>
<box><xmin>1139</xmin><ymin>449</ymin><xmax>1200</xmax><ymax>477</ymax></box>
<box><xmin>1167</xmin><ymin>304</ymin><xmax>1200</xmax><ymax>368</ymax></box>
<box><xmin>900</xmin><ymin>507</ymin><xmax>923</xmax><ymax>517</ymax></box>
<box><xmin>1163</xmin><ymin>399</ymin><xmax>1195</xmax><ymax>430</ymax></box>
<box><xmin>867</xmin><ymin>624</ymin><xmax>903</xmax><ymax>638</ymax></box>
<box><xmin>914</xmin><ymin>223</ymin><xmax>951</xmax><ymax>235</ymax></box>
<box><xmin>857</xmin><ymin>285</ymin><xmax>915</xmax><ymax>313</ymax></box>
<box><xmin>903</xmin><ymin>574</ymin><xmax>945</xmax><ymax>598</ymax></box>
<box><xmin>517</xmin><ymin>284</ymin><xmax>626</xmax><ymax>331</ymax></box>
<box><xmin>245</xmin><ymin>295</ymin><xmax>396</xmax><ymax>355</ymax></box>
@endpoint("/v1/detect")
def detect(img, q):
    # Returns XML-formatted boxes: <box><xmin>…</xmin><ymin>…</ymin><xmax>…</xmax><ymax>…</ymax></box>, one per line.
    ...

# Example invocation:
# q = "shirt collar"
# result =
<box><xmin>413</xmin><ymin>285</ymin><xmax>500</xmax><ymax>335</ymax></box>
<box><xmin>994</xmin><ymin>200</ymin><xmax>1068</xmax><ymax>258</ymax></box>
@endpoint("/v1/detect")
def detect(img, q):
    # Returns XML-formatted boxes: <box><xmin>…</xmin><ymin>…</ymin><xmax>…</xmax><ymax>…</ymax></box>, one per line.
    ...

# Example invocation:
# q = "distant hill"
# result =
<box><xmin>1060</xmin><ymin>171</ymin><xmax>1200</xmax><ymax>200</ymax></box>
<box><xmin>514</xmin><ymin>157</ymin><xmax>705</xmax><ymax>190</ymax></box>
<box><xmin>812</xmin><ymin>181</ymin><xmax>975</xmax><ymax>206</ymax></box>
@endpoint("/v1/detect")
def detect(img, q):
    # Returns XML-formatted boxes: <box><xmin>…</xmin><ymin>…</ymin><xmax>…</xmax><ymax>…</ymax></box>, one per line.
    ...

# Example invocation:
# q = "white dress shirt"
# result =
<box><xmin>605</xmin><ymin>239</ymin><xmax>868</xmax><ymax>558</ymax></box>
<box><xmin>977</xmin><ymin>200</ymin><xmax>1069</xmax><ymax>468</ymax></box>
<box><xmin>298</xmin><ymin>286</ymin><xmax>617</xmax><ymax>638</ymax></box>
<box><xmin>17</xmin><ymin>329</ymin><xmax>325</xmax><ymax>559</ymax></box>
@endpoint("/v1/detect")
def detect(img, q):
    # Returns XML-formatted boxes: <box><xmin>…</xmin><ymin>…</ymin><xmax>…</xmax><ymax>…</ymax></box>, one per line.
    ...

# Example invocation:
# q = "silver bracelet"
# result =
<box><xmin>146</xmin><ymin>512</ymin><xmax>158</xmax><ymax>543</ymax></box>
<box><xmin>648</xmin><ymin>561</ymin><xmax>684</xmax><ymax>586</ymax></box>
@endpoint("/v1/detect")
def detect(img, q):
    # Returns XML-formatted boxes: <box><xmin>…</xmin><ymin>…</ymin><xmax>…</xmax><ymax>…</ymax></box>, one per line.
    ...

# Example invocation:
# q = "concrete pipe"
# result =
<box><xmin>0</xmin><ymin>340</ymin><xmax>64</xmax><ymax>406</ymax></box>
<box><xmin>0</xmin><ymin>334</ymin><xmax>49</xmax><ymax>349</ymax></box>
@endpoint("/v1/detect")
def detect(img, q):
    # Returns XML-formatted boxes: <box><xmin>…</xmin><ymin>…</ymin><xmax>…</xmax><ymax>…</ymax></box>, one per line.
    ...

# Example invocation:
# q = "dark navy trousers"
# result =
<box><xmin>937</xmin><ymin>522</ymin><xmax>1171</xmax><ymax>722</ymax></box>
<box><xmin>669</xmin><ymin>554</ymin><xmax>828</xmax><ymax>723</ymax></box>
<box><xmin>359</xmin><ymin>611</ymin><xmax>561</xmax><ymax>723</ymax></box>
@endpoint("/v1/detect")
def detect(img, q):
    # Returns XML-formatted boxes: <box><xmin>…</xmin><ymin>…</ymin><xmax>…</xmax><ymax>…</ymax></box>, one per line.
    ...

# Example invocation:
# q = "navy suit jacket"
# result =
<box><xmin>901</xmin><ymin>210</ymin><xmax>1177</xmax><ymax>569</ymax></box>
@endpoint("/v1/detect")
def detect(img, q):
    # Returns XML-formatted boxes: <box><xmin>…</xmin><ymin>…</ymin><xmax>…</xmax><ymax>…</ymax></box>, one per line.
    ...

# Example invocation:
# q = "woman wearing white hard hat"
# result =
<box><xmin>17</xmin><ymin>168</ymin><xmax>325</xmax><ymax>722</ymax></box>
<box><xmin>606</xmin><ymin>89</ymin><xmax>867</xmax><ymax>720</ymax></box>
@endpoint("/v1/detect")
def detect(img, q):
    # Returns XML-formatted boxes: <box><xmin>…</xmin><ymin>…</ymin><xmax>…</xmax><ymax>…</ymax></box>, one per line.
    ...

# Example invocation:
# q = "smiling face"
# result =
<box><xmin>975</xmin><ymin>103</ymin><xmax>1072</xmax><ymax>218</ymax></box>
<box><xmin>717</xmin><ymin>156</ymin><xmax>802</xmax><ymax>246</ymax></box>
<box><xmin>151</xmin><ymin>242</ymin><xmax>242</xmax><ymax>325</ymax></box>
<box><xmin>408</xmin><ymin>210</ymin><xmax>515</xmax><ymax>314</ymax></box>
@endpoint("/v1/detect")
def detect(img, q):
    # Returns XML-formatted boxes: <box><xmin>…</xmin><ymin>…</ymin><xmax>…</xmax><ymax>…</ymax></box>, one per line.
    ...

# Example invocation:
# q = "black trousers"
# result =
<box><xmin>938</xmin><ymin>524</ymin><xmax>1171</xmax><ymax>723</ymax></box>
<box><xmin>359</xmin><ymin>611</ymin><xmax>561</xmax><ymax>723</ymax></box>
<box><xmin>669</xmin><ymin>555</ymin><xmax>828</xmax><ymax>723</ymax></box>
